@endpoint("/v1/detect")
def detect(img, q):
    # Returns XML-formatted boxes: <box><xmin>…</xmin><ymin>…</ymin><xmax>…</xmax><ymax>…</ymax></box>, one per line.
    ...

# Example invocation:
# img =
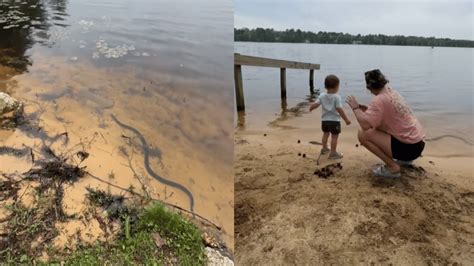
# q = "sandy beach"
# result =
<box><xmin>235</xmin><ymin>110</ymin><xmax>473</xmax><ymax>264</ymax></box>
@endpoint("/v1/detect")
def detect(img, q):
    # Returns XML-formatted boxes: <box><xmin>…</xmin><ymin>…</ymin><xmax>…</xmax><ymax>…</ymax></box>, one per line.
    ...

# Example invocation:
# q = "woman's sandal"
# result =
<box><xmin>394</xmin><ymin>159</ymin><xmax>413</xmax><ymax>166</ymax></box>
<box><xmin>372</xmin><ymin>165</ymin><xmax>401</xmax><ymax>178</ymax></box>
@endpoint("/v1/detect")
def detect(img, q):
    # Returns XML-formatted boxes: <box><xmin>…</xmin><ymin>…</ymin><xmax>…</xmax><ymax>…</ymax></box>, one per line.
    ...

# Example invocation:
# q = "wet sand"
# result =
<box><xmin>235</xmin><ymin>109</ymin><xmax>473</xmax><ymax>264</ymax></box>
<box><xmin>0</xmin><ymin>54</ymin><xmax>234</xmax><ymax>249</ymax></box>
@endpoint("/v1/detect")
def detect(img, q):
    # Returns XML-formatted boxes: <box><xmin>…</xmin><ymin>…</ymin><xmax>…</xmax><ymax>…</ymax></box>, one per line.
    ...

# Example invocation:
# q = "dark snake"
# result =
<box><xmin>425</xmin><ymin>135</ymin><xmax>473</xmax><ymax>146</ymax></box>
<box><xmin>111</xmin><ymin>114</ymin><xmax>194</xmax><ymax>212</ymax></box>
<box><xmin>312</xmin><ymin>135</ymin><xmax>472</xmax><ymax>146</ymax></box>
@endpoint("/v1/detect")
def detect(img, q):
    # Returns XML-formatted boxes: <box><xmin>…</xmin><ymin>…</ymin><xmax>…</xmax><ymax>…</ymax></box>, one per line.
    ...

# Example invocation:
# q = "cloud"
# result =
<box><xmin>235</xmin><ymin>0</ymin><xmax>474</xmax><ymax>40</ymax></box>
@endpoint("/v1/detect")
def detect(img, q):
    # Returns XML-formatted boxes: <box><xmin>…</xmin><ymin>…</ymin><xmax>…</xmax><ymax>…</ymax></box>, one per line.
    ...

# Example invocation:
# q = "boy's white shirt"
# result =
<box><xmin>316</xmin><ymin>92</ymin><xmax>342</xmax><ymax>121</ymax></box>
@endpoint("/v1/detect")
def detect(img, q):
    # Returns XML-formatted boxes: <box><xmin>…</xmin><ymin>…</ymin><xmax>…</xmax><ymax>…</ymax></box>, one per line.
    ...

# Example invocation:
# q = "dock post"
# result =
<box><xmin>234</xmin><ymin>64</ymin><xmax>245</xmax><ymax>111</ymax></box>
<box><xmin>280</xmin><ymin>68</ymin><xmax>286</xmax><ymax>98</ymax></box>
<box><xmin>309</xmin><ymin>69</ymin><xmax>314</xmax><ymax>92</ymax></box>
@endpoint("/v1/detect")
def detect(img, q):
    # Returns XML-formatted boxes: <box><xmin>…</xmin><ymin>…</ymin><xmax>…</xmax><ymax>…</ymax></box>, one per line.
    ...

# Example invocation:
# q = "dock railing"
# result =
<box><xmin>234</xmin><ymin>53</ymin><xmax>321</xmax><ymax>111</ymax></box>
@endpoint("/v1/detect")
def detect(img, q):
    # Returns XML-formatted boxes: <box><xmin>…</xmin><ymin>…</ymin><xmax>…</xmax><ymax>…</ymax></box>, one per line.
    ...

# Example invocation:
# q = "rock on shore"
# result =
<box><xmin>205</xmin><ymin>247</ymin><xmax>234</xmax><ymax>266</ymax></box>
<box><xmin>0</xmin><ymin>92</ymin><xmax>20</xmax><ymax>115</ymax></box>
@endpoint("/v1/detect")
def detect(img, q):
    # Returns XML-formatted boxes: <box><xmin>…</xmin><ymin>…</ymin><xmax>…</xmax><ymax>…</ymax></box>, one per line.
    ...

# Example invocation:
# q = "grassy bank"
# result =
<box><xmin>55</xmin><ymin>202</ymin><xmax>206</xmax><ymax>265</ymax></box>
<box><xmin>2</xmin><ymin>198</ymin><xmax>206</xmax><ymax>265</ymax></box>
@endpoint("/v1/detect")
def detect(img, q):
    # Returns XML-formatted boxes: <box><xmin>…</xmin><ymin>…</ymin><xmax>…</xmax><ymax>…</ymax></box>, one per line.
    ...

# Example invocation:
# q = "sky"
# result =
<box><xmin>234</xmin><ymin>0</ymin><xmax>474</xmax><ymax>40</ymax></box>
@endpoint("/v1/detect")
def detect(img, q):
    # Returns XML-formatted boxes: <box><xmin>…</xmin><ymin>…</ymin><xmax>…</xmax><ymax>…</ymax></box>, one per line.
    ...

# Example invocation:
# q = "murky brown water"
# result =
<box><xmin>1</xmin><ymin>0</ymin><xmax>233</xmax><ymax>249</ymax></box>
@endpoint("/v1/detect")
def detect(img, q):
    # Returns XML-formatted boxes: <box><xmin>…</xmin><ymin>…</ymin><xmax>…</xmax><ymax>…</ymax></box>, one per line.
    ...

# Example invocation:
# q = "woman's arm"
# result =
<box><xmin>352</xmin><ymin>108</ymin><xmax>372</xmax><ymax>130</ymax></box>
<box><xmin>346</xmin><ymin>96</ymin><xmax>372</xmax><ymax>130</ymax></box>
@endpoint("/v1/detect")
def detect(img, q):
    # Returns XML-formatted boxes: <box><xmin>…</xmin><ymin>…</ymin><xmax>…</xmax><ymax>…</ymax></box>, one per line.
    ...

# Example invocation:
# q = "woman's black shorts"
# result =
<box><xmin>391</xmin><ymin>136</ymin><xmax>425</xmax><ymax>161</ymax></box>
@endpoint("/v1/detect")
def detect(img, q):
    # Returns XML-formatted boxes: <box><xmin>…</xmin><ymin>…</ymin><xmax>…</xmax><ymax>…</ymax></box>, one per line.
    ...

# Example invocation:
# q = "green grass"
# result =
<box><xmin>1</xmin><ymin>187</ymin><xmax>206</xmax><ymax>265</ymax></box>
<box><xmin>48</xmin><ymin>202</ymin><xmax>206</xmax><ymax>265</ymax></box>
<box><xmin>138</xmin><ymin>203</ymin><xmax>206</xmax><ymax>264</ymax></box>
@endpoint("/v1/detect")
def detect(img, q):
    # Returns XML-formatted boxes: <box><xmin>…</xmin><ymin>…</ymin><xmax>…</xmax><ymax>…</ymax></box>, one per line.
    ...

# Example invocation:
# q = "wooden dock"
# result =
<box><xmin>234</xmin><ymin>53</ymin><xmax>321</xmax><ymax>111</ymax></box>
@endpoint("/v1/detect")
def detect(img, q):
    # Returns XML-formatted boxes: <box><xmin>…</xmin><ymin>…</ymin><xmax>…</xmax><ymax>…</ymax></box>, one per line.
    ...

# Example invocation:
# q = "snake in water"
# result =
<box><xmin>111</xmin><ymin>114</ymin><xmax>194</xmax><ymax>212</ymax></box>
<box><xmin>425</xmin><ymin>134</ymin><xmax>473</xmax><ymax>146</ymax></box>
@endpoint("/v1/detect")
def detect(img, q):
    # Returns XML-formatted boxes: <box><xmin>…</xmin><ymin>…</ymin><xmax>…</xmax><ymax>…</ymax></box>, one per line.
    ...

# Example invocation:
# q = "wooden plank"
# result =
<box><xmin>235</xmin><ymin>53</ymin><xmax>320</xmax><ymax>70</ymax></box>
<box><xmin>280</xmin><ymin>68</ymin><xmax>286</xmax><ymax>98</ymax></box>
<box><xmin>309</xmin><ymin>69</ymin><xmax>315</xmax><ymax>91</ymax></box>
<box><xmin>234</xmin><ymin>64</ymin><xmax>245</xmax><ymax>111</ymax></box>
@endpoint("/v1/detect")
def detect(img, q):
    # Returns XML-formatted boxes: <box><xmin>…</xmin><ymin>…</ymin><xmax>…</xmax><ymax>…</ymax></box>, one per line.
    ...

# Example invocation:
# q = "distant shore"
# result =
<box><xmin>234</xmin><ymin>28</ymin><xmax>474</xmax><ymax>48</ymax></box>
<box><xmin>235</xmin><ymin>40</ymin><xmax>474</xmax><ymax>49</ymax></box>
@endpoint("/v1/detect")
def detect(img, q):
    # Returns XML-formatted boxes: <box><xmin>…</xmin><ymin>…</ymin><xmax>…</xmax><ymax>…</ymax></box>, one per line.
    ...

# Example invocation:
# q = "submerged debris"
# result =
<box><xmin>25</xmin><ymin>159</ymin><xmax>86</xmax><ymax>185</ymax></box>
<box><xmin>0</xmin><ymin>178</ymin><xmax>20</xmax><ymax>201</ymax></box>
<box><xmin>86</xmin><ymin>187</ymin><xmax>136</xmax><ymax>221</ymax></box>
<box><xmin>76</xmin><ymin>151</ymin><xmax>89</xmax><ymax>162</ymax></box>
<box><xmin>0</xmin><ymin>143</ymin><xmax>89</xmax><ymax>261</ymax></box>
<box><xmin>0</xmin><ymin>146</ymin><xmax>30</xmax><ymax>158</ymax></box>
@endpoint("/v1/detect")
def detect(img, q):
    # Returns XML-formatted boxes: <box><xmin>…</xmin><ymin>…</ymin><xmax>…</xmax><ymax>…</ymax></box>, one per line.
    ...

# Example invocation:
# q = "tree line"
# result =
<box><xmin>234</xmin><ymin>28</ymin><xmax>474</xmax><ymax>48</ymax></box>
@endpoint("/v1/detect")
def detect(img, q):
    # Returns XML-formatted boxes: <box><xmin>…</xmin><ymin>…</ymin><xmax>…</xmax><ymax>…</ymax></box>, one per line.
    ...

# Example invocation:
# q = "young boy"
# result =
<box><xmin>309</xmin><ymin>74</ymin><xmax>351</xmax><ymax>159</ymax></box>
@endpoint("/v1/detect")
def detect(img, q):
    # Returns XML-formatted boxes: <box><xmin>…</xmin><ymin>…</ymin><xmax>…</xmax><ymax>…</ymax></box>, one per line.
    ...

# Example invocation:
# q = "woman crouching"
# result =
<box><xmin>346</xmin><ymin>69</ymin><xmax>425</xmax><ymax>178</ymax></box>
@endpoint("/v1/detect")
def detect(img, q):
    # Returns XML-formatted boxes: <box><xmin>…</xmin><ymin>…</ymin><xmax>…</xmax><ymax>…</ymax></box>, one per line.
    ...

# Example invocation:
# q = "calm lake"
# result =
<box><xmin>1</xmin><ymin>0</ymin><xmax>234</xmax><ymax>247</ymax></box>
<box><xmin>234</xmin><ymin>42</ymin><xmax>474</xmax><ymax>146</ymax></box>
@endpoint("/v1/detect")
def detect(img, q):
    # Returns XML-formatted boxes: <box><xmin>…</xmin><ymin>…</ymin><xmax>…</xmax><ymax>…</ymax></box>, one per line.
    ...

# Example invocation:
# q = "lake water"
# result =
<box><xmin>234</xmin><ymin>42</ymin><xmax>474</xmax><ymax>147</ymax></box>
<box><xmin>1</xmin><ymin>0</ymin><xmax>234</xmax><ymax>248</ymax></box>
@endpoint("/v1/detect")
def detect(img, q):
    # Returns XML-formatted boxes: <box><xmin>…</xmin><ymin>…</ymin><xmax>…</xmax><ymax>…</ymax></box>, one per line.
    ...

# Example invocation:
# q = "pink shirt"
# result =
<box><xmin>363</xmin><ymin>86</ymin><xmax>425</xmax><ymax>144</ymax></box>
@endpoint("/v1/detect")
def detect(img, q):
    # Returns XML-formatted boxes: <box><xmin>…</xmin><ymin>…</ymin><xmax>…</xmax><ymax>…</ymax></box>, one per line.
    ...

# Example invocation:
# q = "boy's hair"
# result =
<box><xmin>365</xmin><ymin>69</ymin><xmax>388</xmax><ymax>90</ymax></box>
<box><xmin>324</xmin><ymin>75</ymin><xmax>340</xmax><ymax>89</ymax></box>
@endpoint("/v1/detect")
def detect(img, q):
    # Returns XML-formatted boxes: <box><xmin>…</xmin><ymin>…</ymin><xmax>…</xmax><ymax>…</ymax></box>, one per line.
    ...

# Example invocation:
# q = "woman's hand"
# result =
<box><xmin>346</xmin><ymin>95</ymin><xmax>360</xmax><ymax>110</ymax></box>
<box><xmin>346</xmin><ymin>96</ymin><xmax>372</xmax><ymax>130</ymax></box>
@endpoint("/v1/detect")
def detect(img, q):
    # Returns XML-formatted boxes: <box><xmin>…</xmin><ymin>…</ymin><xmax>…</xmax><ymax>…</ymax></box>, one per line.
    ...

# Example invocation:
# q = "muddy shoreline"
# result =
<box><xmin>0</xmin><ymin>54</ymin><xmax>234</xmax><ymax>248</ymax></box>
<box><xmin>0</xmin><ymin>51</ymin><xmax>234</xmax><ymax>263</ymax></box>
<box><xmin>0</xmin><ymin>92</ymin><xmax>233</xmax><ymax>263</ymax></box>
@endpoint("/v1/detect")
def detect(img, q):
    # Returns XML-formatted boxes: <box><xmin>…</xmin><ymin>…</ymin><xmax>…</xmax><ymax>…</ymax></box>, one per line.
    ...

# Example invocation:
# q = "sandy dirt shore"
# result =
<box><xmin>235</xmin><ymin>121</ymin><xmax>473</xmax><ymax>265</ymax></box>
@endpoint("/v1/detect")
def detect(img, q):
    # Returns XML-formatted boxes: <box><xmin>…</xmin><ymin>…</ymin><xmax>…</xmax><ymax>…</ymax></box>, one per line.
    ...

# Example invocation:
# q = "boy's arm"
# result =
<box><xmin>310</xmin><ymin>95</ymin><xmax>322</xmax><ymax>112</ymax></box>
<box><xmin>336</xmin><ymin>107</ymin><xmax>351</xmax><ymax>125</ymax></box>
<box><xmin>309</xmin><ymin>101</ymin><xmax>321</xmax><ymax>112</ymax></box>
<box><xmin>309</xmin><ymin>102</ymin><xmax>320</xmax><ymax>111</ymax></box>
<box><xmin>335</xmin><ymin>95</ymin><xmax>351</xmax><ymax>125</ymax></box>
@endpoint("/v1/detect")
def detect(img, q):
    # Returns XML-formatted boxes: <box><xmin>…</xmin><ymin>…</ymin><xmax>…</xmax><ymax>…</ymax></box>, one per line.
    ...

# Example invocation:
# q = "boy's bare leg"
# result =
<box><xmin>330</xmin><ymin>133</ymin><xmax>339</xmax><ymax>153</ymax></box>
<box><xmin>322</xmin><ymin>132</ymin><xmax>330</xmax><ymax>149</ymax></box>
